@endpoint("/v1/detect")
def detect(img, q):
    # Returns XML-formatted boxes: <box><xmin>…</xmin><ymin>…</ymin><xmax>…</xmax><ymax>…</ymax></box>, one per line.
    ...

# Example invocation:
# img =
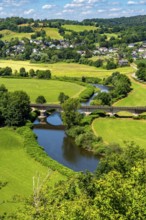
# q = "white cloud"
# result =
<box><xmin>42</xmin><ymin>4</ymin><xmax>55</xmax><ymax>10</ymax></box>
<box><xmin>81</xmin><ymin>10</ymin><xmax>92</xmax><ymax>14</ymax></box>
<box><xmin>64</xmin><ymin>3</ymin><xmax>83</xmax><ymax>8</ymax></box>
<box><xmin>127</xmin><ymin>1</ymin><xmax>138</xmax><ymax>5</ymax></box>
<box><xmin>109</xmin><ymin>8</ymin><xmax>121</xmax><ymax>12</ymax></box>
<box><xmin>24</xmin><ymin>8</ymin><xmax>34</xmax><ymax>15</ymax></box>
<box><xmin>97</xmin><ymin>9</ymin><xmax>106</xmax><ymax>13</ymax></box>
<box><xmin>63</xmin><ymin>9</ymin><xmax>74</xmax><ymax>13</ymax></box>
<box><xmin>64</xmin><ymin>0</ymin><xmax>106</xmax><ymax>9</ymax></box>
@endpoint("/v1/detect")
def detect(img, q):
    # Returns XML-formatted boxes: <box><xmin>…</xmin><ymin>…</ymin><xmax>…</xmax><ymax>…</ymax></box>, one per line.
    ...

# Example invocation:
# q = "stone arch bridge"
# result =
<box><xmin>30</xmin><ymin>104</ymin><xmax>146</xmax><ymax>120</ymax></box>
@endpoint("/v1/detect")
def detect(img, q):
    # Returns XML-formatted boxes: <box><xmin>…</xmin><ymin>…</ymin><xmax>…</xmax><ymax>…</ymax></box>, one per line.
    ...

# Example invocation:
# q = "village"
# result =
<box><xmin>2</xmin><ymin>37</ymin><xmax>146</xmax><ymax>67</ymax></box>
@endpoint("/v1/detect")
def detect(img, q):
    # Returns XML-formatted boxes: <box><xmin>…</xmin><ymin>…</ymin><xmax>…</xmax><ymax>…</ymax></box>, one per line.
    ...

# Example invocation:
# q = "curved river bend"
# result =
<box><xmin>33</xmin><ymin>84</ymin><xmax>109</xmax><ymax>172</ymax></box>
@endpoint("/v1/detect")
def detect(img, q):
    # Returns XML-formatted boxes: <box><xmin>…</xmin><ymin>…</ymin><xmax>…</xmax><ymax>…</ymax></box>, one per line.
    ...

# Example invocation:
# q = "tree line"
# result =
<box><xmin>0</xmin><ymin>66</ymin><xmax>51</xmax><ymax>79</ymax></box>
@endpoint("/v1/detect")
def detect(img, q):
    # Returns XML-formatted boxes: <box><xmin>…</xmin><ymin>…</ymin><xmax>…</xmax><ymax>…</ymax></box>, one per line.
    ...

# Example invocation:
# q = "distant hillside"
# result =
<box><xmin>83</xmin><ymin>15</ymin><xmax>146</xmax><ymax>27</ymax></box>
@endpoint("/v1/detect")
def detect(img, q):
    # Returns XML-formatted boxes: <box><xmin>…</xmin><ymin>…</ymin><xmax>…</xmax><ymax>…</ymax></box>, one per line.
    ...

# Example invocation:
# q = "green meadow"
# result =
<box><xmin>92</xmin><ymin>118</ymin><xmax>146</xmax><ymax>149</ymax></box>
<box><xmin>114</xmin><ymin>77</ymin><xmax>146</xmax><ymax>106</ymax></box>
<box><xmin>0</xmin><ymin>30</ymin><xmax>32</xmax><ymax>41</ymax></box>
<box><xmin>0</xmin><ymin>27</ymin><xmax>63</xmax><ymax>41</ymax></box>
<box><xmin>0</xmin><ymin>78</ymin><xmax>85</xmax><ymax>103</ymax></box>
<box><xmin>0</xmin><ymin>60</ymin><xmax>134</xmax><ymax>78</ymax></box>
<box><xmin>1</xmin><ymin>59</ymin><xmax>146</xmax><ymax>106</ymax></box>
<box><xmin>34</xmin><ymin>27</ymin><xmax>63</xmax><ymax>40</ymax></box>
<box><xmin>62</xmin><ymin>24</ymin><xmax>97</xmax><ymax>32</ymax></box>
<box><xmin>0</xmin><ymin>128</ymin><xmax>65</xmax><ymax>214</ymax></box>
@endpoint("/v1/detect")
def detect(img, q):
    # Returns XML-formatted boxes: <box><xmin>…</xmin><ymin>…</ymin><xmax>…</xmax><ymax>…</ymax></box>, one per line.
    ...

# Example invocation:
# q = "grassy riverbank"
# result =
<box><xmin>0</xmin><ymin>127</ymin><xmax>67</xmax><ymax>215</ymax></box>
<box><xmin>114</xmin><ymin>77</ymin><xmax>146</xmax><ymax>107</ymax></box>
<box><xmin>92</xmin><ymin>118</ymin><xmax>146</xmax><ymax>149</ymax></box>
<box><xmin>0</xmin><ymin>78</ymin><xmax>85</xmax><ymax>103</ymax></box>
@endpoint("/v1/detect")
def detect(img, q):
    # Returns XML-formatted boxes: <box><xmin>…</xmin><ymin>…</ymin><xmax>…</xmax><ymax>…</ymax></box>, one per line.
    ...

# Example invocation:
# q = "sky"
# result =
<box><xmin>0</xmin><ymin>0</ymin><xmax>146</xmax><ymax>21</ymax></box>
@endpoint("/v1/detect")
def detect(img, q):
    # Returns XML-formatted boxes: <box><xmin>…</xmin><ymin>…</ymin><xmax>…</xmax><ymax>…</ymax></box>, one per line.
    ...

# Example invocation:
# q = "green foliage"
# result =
<box><xmin>104</xmin><ymin>71</ymin><xmax>132</xmax><ymax>103</ymax></box>
<box><xmin>93</xmin><ymin>92</ymin><xmax>112</xmax><ymax>105</ymax></box>
<box><xmin>12</xmin><ymin>145</ymin><xmax>146</xmax><ymax>220</ymax></box>
<box><xmin>36</xmin><ymin>70</ymin><xmax>51</xmax><ymax>79</ymax></box>
<box><xmin>79</xmin><ymin>57</ymin><xmax>103</xmax><ymax>69</ymax></box>
<box><xmin>92</xmin><ymin>71</ymin><xmax>132</xmax><ymax>105</ymax></box>
<box><xmin>106</xmin><ymin>60</ymin><xmax>117</xmax><ymax>70</ymax></box>
<box><xmin>0</xmin><ymin>89</ymin><xmax>31</xmax><ymax>126</ymax></box>
<box><xmin>0</xmin><ymin>84</ymin><xmax>8</xmax><ymax>95</ymax></box>
<box><xmin>75</xmin><ymin>131</ymin><xmax>102</xmax><ymax>150</ymax></box>
<box><xmin>96</xmin><ymin>143</ymin><xmax>146</xmax><ymax>177</ymax></box>
<box><xmin>61</xmin><ymin>98</ymin><xmax>82</xmax><ymax>128</ymax></box>
<box><xmin>35</xmin><ymin>95</ymin><xmax>46</xmax><ymax>104</ymax></box>
<box><xmin>0</xmin><ymin>66</ymin><xmax>12</xmax><ymax>76</ymax></box>
<box><xmin>16</xmin><ymin>126</ymin><xmax>73</xmax><ymax>177</ymax></box>
<box><xmin>79</xmin><ymin>85</ymin><xmax>94</xmax><ymax>102</ymax></box>
<box><xmin>19</xmin><ymin>67</ymin><xmax>28</xmax><ymax>77</ymax></box>
<box><xmin>81</xmin><ymin>114</ymin><xmax>99</xmax><ymax>125</ymax></box>
<box><xmin>67</xmin><ymin>122</ymin><xmax>103</xmax><ymax>152</ymax></box>
<box><xmin>136</xmin><ymin>67</ymin><xmax>146</xmax><ymax>81</ymax></box>
<box><xmin>66</xmin><ymin>125</ymin><xmax>87</xmax><ymax>137</ymax></box>
<box><xmin>58</xmin><ymin>92</ymin><xmax>69</xmax><ymax>104</ymax></box>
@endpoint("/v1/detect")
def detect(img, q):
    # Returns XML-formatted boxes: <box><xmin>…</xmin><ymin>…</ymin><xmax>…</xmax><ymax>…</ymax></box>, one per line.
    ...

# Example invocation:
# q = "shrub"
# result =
<box><xmin>16</xmin><ymin>126</ymin><xmax>74</xmax><ymax>177</ymax></box>
<box><xmin>36</xmin><ymin>95</ymin><xmax>46</xmax><ymax>104</ymax></box>
<box><xmin>79</xmin><ymin>86</ymin><xmax>94</xmax><ymax>102</ymax></box>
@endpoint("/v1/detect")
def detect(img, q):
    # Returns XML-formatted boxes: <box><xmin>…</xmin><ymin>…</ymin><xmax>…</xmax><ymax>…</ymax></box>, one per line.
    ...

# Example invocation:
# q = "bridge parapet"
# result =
<box><xmin>30</xmin><ymin>104</ymin><xmax>146</xmax><ymax>116</ymax></box>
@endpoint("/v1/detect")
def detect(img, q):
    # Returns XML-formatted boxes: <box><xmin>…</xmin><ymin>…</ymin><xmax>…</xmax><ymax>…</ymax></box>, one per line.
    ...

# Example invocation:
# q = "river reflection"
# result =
<box><xmin>33</xmin><ymin>113</ymin><xmax>99</xmax><ymax>172</ymax></box>
<box><xmin>33</xmin><ymin>84</ymin><xmax>109</xmax><ymax>172</ymax></box>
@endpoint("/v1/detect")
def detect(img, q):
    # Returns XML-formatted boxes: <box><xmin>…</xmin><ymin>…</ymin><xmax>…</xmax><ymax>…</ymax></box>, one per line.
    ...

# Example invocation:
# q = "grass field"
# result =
<box><xmin>0</xmin><ymin>27</ymin><xmax>63</xmax><ymax>41</ymax></box>
<box><xmin>89</xmin><ymin>55</ymin><xmax>117</xmax><ymax>62</ymax></box>
<box><xmin>62</xmin><ymin>25</ymin><xmax>97</xmax><ymax>32</ymax></box>
<box><xmin>0</xmin><ymin>60</ymin><xmax>134</xmax><ymax>79</ymax></box>
<box><xmin>0</xmin><ymin>128</ymin><xmax>65</xmax><ymax>214</ymax></box>
<box><xmin>101</xmin><ymin>33</ymin><xmax>119</xmax><ymax>40</ymax></box>
<box><xmin>0</xmin><ymin>30</ymin><xmax>33</xmax><ymax>41</ymax></box>
<box><xmin>114</xmin><ymin>77</ymin><xmax>146</xmax><ymax>106</ymax></box>
<box><xmin>34</xmin><ymin>27</ymin><xmax>63</xmax><ymax>40</ymax></box>
<box><xmin>92</xmin><ymin>118</ymin><xmax>146</xmax><ymax>149</ymax></box>
<box><xmin>0</xmin><ymin>78</ymin><xmax>85</xmax><ymax>103</ymax></box>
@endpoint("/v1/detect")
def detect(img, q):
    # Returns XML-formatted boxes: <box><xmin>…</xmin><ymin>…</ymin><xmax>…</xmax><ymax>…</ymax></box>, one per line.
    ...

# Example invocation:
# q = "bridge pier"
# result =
<box><xmin>133</xmin><ymin>113</ymin><xmax>139</xmax><ymax>117</ymax></box>
<box><xmin>84</xmin><ymin>112</ymin><xmax>91</xmax><ymax>116</ymax></box>
<box><xmin>38</xmin><ymin>110</ymin><xmax>47</xmax><ymax>123</ymax></box>
<box><xmin>107</xmin><ymin>112</ymin><xmax>115</xmax><ymax>117</ymax></box>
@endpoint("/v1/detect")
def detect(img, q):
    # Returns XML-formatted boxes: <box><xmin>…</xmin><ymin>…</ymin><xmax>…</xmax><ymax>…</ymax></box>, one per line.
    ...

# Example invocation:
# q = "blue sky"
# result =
<box><xmin>0</xmin><ymin>0</ymin><xmax>146</xmax><ymax>20</ymax></box>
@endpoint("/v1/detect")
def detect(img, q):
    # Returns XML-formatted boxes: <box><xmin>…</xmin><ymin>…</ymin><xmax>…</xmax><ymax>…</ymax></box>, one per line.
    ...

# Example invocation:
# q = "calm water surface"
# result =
<box><xmin>33</xmin><ymin>84</ymin><xmax>109</xmax><ymax>172</ymax></box>
<box><xmin>33</xmin><ymin>113</ymin><xmax>99</xmax><ymax>172</ymax></box>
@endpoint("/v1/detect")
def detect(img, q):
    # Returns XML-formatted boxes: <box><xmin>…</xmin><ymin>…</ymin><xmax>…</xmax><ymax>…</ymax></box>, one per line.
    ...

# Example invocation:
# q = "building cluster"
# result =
<box><xmin>2</xmin><ymin>38</ymin><xmax>146</xmax><ymax>65</ymax></box>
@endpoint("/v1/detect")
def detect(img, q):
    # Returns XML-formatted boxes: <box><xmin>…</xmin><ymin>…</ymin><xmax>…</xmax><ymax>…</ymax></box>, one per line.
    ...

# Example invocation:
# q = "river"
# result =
<box><xmin>33</xmin><ymin>84</ymin><xmax>109</xmax><ymax>172</ymax></box>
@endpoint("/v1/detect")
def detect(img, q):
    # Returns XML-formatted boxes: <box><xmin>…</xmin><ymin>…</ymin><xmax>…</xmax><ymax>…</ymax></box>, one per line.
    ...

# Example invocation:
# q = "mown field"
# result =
<box><xmin>34</xmin><ymin>27</ymin><xmax>63</xmax><ymax>40</ymax></box>
<box><xmin>62</xmin><ymin>24</ymin><xmax>98</xmax><ymax>32</ymax></box>
<box><xmin>0</xmin><ymin>60</ymin><xmax>134</xmax><ymax>78</ymax></box>
<box><xmin>0</xmin><ymin>78</ymin><xmax>85</xmax><ymax>103</ymax></box>
<box><xmin>0</xmin><ymin>27</ymin><xmax>63</xmax><ymax>41</ymax></box>
<box><xmin>1</xmin><ymin>59</ymin><xmax>146</xmax><ymax>106</ymax></box>
<box><xmin>0</xmin><ymin>128</ymin><xmax>65</xmax><ymax>214</ymax></box>
<box><xmin>0</xmin><ymin>30</ymin><xmax>32</xmax><ymax>41</ymax></box>
<box><xmin>92</xmin><ymin>118</ymin><xmax>146</xmax><ymax>149</ymax></box>
<box><xmin>114</xmin><ymin>77</ymin><xmax>146</xmax><ymax>106</ymax></box>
